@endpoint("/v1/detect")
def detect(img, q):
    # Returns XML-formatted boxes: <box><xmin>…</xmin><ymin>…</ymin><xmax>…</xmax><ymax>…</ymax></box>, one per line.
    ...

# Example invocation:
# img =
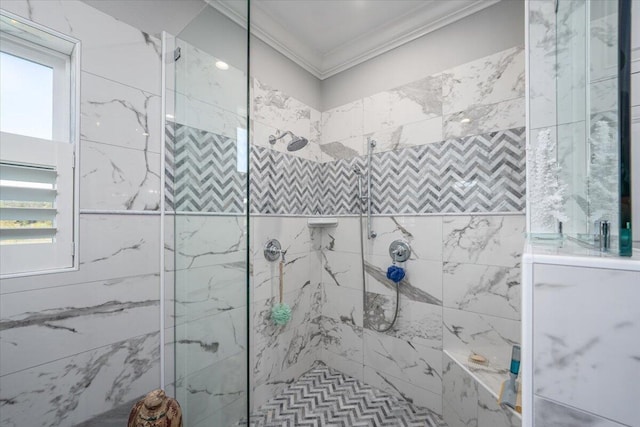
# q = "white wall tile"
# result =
<box><xmin>443</xmin><ymin>263</ymin><xmax>521</xmax><ymax>320</ymax></box>
<box><xmin>80</xmin><ymin>141</ymin><xmax>161</xmax><ymax>211</ymax></box>
<box><xmin>0</xmin><ymin>332</ymin><xmax>160</xmax><ymax>427</ymax></box>
<box><xmin>442</xmin><ymin>47</ymin><xmax>524</xmax><ymax>116</ymax></box>
<box><xmin>81</xmin><ymin>72</ymin><xmax>161</xmax><ymax>153</ymax></box>
<box><xmin>443</xmin><ymin>307</ymin><xmax>520</xmax><ymax>369</ymax></box>
<box><xmin>533</xmin><ymin>264</ymin><xmax>640</xmax><ymax>427</ymax></box>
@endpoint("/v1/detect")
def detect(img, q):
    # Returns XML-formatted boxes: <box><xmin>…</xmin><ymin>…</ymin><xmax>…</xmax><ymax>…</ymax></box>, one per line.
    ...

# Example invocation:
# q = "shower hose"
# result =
<box><xmin>358</xmin><ymin>204</ymin><xmax>400</xmax><ymax>333</ymax></box>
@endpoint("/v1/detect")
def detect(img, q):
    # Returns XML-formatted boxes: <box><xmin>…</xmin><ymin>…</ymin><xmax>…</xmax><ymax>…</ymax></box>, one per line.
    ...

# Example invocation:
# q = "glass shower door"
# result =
<box><xmin>163</xmin><ymin>3</ymin><xmax>250</xmax><ymax>426</ymax></box>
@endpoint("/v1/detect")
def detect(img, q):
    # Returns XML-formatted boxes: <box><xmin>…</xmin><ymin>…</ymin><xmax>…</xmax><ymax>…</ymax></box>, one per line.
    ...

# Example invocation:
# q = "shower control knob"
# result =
<box><xmin>388</xmin><ymin>240</ymin><xmax>411</xmax><ymax>262</ymax></box>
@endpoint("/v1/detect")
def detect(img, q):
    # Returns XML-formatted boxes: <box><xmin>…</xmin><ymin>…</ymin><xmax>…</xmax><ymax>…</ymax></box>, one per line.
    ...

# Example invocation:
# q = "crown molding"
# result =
<box><xmin>207</xmin><ymin>0</ymin><xmax>501</xmax><ymax>80</ymax></box>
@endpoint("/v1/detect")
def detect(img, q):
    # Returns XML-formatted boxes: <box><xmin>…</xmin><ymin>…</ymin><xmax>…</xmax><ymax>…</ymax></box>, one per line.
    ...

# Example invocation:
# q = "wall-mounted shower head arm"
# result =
<box><xmin>268</xmin><ymin>130</ymin><xmax>295</xmax><ymax>145</ymax></box>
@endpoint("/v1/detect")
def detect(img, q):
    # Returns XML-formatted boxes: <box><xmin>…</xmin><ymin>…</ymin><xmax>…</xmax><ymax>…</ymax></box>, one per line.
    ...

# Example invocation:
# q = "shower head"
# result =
<box><xmin>268</xmin><ymin>131</ymin><xmax>308</xmax><ymax>152</ymax></box>
<box><xmin>287</xmin><ymin>136</ymin><xmax>308</xmax><ymax>151</ymax></box>
<box><xmin>353</xmin><ymin>165</ymin><xmax>363</xmax><ymax>176</ymax></box>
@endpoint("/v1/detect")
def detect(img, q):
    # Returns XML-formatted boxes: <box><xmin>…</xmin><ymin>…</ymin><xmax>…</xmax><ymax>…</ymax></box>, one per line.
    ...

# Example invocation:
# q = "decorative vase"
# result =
<box><xmin>127</xmin><ymin>389</ymin><xmax>182</xmax><ymax>427</ymax></box>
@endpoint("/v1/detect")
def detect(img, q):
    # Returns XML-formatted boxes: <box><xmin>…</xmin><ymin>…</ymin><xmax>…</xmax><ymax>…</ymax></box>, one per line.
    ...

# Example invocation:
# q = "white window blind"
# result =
<box><xmin>0</xmin><ymin>132</ymin><xmax>74</xmax><ymax>276</ymax></box>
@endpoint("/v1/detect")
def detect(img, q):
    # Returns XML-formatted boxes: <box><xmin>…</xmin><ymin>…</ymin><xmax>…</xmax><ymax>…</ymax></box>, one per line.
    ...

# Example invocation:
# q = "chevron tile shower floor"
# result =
<box><xmin>244</xmin><ymin>364</ymin><xmax>447</xmax><ymax>427</ymax></box>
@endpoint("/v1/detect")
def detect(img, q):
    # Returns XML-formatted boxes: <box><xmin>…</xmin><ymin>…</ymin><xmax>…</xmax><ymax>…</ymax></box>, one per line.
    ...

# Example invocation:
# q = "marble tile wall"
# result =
<box><xmin>317</xmin><ymin>214</ymin><xmax>525</xmax><ymax>417</ymax></box>
<box><xmin>532</xmin><ymin>263</ymin><xmax>640</xmax><ymax>427</ymax></box>
<box><xmin>0</xmin><ymin>1</ymin><xmax>163</xmax><ymax>426</ymax></box>
<box><xmin>243</xmin><ymin>43</ymin><xmax>526</xmax><ymax>419</ymax></box>
<box><xmin>249</xmin><ymin>216</ymin><xmax>323</xmax><ymax>410</ymax></box>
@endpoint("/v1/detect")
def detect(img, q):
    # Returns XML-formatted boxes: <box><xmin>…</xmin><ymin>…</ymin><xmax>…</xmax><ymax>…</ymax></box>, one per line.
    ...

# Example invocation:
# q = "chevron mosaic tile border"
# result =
<box><xmin>166</xmin><ymin>124</ymin><xmax>525</xmax><ymax>215</ymax></box>
<box><xmin>323</xmin><ymin>127</ymin><xmax>526</xmax><ymax>215</ymax></box>
<box><xmin>250</xmin><ymin>146</ymin><xmax>322</xmax><ymax>215</ymax></box>
<box><xmin>166</xmin><ymin>123</ymin><xmax>246</xmax><ymax>213</ymax></box>
<box><xmin>246</xmin><ymin>363</ymin><xmax>445</xmax><ymax>427</ymax></box>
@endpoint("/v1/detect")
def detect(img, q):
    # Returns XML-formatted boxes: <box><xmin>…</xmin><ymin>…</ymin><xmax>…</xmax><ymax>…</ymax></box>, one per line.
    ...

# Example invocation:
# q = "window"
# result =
<box><xmin>0</xmin><ymin>11</ymin><xmax>80</xmax><ymax>277</ymax></box>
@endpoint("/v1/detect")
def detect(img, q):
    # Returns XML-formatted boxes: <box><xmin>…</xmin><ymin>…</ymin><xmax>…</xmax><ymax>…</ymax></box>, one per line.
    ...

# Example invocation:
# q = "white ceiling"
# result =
<box><xmin>211</xmin><ymin>0</ymin><xmax>500</xmax><ymax>79</ymax></box>
<box><xmin>85</xmin><ymin>0</ymin><xmax>500</xmax><ymax>80</ymax></box>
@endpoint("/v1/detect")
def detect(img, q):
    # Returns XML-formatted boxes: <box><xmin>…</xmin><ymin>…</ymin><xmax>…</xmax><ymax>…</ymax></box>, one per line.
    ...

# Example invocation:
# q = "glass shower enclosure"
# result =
<box><xmin>527</xmin><ymin>0</ymin><xmax>633</xmax><ymax>256</ymax></box>
<box><xmin>163</xmin><ymin>2</ymin><xmax>250</xmax><ymax>425</ymax></box>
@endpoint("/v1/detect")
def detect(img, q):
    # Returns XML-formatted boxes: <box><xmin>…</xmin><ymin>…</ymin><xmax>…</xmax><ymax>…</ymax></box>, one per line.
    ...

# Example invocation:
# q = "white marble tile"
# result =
<box><xmin>443</xmin><ymin>353</ymin><xmax>478</xmax><ymax>427</ymax></box>
<box><xmin>192</xmin><ymin>394</ymin><xmax>247</xmax><ymax>427</ymax></box>
<box><xmin>321</xmin><ymin>100</ymin><xmax>363</xmax><ymax>144</ymax></box>
<box><xmin>363</xmin><ymin>74</ymin><xmax>442</xmax><ymax>134</ymax></box>
<box><xmin>363</xmin><ymin>366</ymin><xmax>443</xmax><ymax>415</ymax></box>
<box><xmin>320</xmin><ymin>349</ymin><xmax>364</xmax><ymax>382</ymax></box>
<box><xmin>443</xmin><ymin>47</ymin><xmax>524</xmax><ymax>116</ymax></box>
<box><xmin>319</xmin><ymin>135</ymin><xmax>365</xmax><ymax>162</ymax></box>
<box><xmin>252</xmin><ymin>78</ymin><xmax>311</xmax><ymax>137</ymax></box>
<box><xmin>175</xmin><ymin>215</ymin><xmax>246</xmax><ymax>270</ymax></box>
<box><xmin>320</xmin><ymin>250</ymin><xmax>363</xmax><ymax>291</ymax></box>
<box><xmin>2</xmin><ymin>0</ymin><xmax>161</xmax><ymax>94</ymax></box>
<box><xmin>322</xmin><ymin>282</ymin><xmax>363</xmax><ymax>327</ymax></box>
<box><xmin>1</xmin><ymin>214</ymin><xmax>161</xmax><ymax>294</ymax></box>
<box><xmin>175</xmin><ymin>353</ymin><xmax>246</xmax><ymax>425</ymax></box>
<box><xmin>443</xmin><ymin>98</ymin><xmax>525</xmax><ymax>139</ymax></box>
<box><xmin>442</xmin><ymin>215</ymin><xmax>525</xmax><ymax>268</ymax></box>
<box><xmin>443</xmin><ymin>307</ymin><xmax>520</xmax><ymax>368</ymax></box>
<box><xmin>310</xmin><ymin>107</ymin><xmax>322</xmax><ymax>147</ymax></box>
<box><xmin>323</xmin><ymin>217</ymin><xmax>363</xmax><ymax>254</ymax></box>
<box><xmin>528</xmin><ymin>0</ymin><xmax>557</xmax><ymax>130</ymax></box>
<box><xmin>443</xmin><ymin>263</ymin><xmax>521</xmax><ymax>320</ymax></box>
<box><xmin>364</xmin><ymin>215</ymin><xmax>443</xmax><ymax>261</ymax></box>
<box><xmin>366</xmin><ymin>116</ymin><xmax>443</xmax><ymax>154</ymax></box>
<box><xmin>175</xmin><ymin>307</ymin><xmax>246</xmax><ymax>377</ymax></box>
<box><xmin>251</xmin><ymin>283</ymin><xmax>322</xmax><ymax>384</ymax></box>
<box><xmin>81</xmin><ymin>72</ymin><xmax>161</xmax><ymax>153</ymax></box>
<box><xmin>364</xmin><ymin>294</ymin><xmax>442</xmax><ymax>351</ymax></box>
<box><xmin>477</xmin><ymin>386</ymin><xmax>521</xmax><ymax>427</ymax></box>
<box><xmin>534</xmin><ymin>395</ymin><xmax>625</xmax><ymax>427</ymax></box>
<box><xmin>174</xmin><ymin>263</ymin><xmax>247</xmax><ymax>327</ymax></box>
<box><xmin>0</xmin><ymin>332</ymin><xmax>160</xmax><ymax>427</ymax></box>
<box><xmin>80</xmin><ymin>141</ymin><xmax>161</xmax><ymax>211</ymax></box>
<box><xmin>252</xmin><ymin>253</ymin><xmax>314</xmax><ymax>303</ymax></box>
<box><xmin>363</xmin><ymin>329</ymin><xmax>442</xmax><ymax>394</ymax></box>
<box><xmin>321</xmin><ymin>315</ymin><xmax>363</xmax><ymax>362</ymax></box>
<box><xmin>533</xmin><ymin>264</ymin><xmax>640</xmax><ymax>427</ymax></box>
<box><xmin>444</xmin><ymin>398</ymin><xmax>476</xmax><ymax>427</ymax></box>
<box><xmin>0</xmin><ymin>274</ymin><xmax>159</xmax><ymax>376</ymax></box>
<box><xmin>175</xmin><ymin>92</ymin><xmax>245</xmax><ymax>140</ymax></box>
<box><xmin>556</xmin><ymin>0</ymin><xmax>588</xmax><ymax>126</ymax></box>
<box><xmin>175</xmin><ymin>39</ymin><xmax>246</xmax><ymax>116</ymax></box>
<box><xmin>251</xmin><ymin>216</ymin><xmax>313</xmax><ymax>258</ymax></box>
<box><xmin>252</xmin><ymin>318</ymin><xmax>319</xmax><ymax>388</ymax></box>
<box><xmin>365</xmin><ymin>254</ymin><xmax>443</xmax><ymax>305</ymax></box>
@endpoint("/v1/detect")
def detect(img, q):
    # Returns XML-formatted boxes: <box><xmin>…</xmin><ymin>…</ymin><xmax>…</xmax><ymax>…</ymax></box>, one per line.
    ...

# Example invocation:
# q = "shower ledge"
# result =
<box><xmin>444</xmin><ymin>349</ymin><xmax>522</xmax><ymax>420</ymax></box>
<box><xmin>307</xmin><ymin>217</ymin><xmax>338</xmax><ymax>228</ymax></box>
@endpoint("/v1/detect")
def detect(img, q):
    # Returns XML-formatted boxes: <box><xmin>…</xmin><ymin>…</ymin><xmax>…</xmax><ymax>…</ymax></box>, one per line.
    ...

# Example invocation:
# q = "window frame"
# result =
<box><xmin>0</xmin><ymin>9</ymin><xmax>80</xmax><ymax>279</ymax></box>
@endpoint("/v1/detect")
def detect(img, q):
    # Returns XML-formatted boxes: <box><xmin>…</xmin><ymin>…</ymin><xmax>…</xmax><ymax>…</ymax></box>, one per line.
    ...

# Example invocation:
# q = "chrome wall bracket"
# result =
<box><xmin>389</xmin><ymin>240</ymin><xmax>411</xmax><ymax>262</ymax></box>
<box><xmin>263</xmin><ymin>239</ymin><xmax>282</xmax><ymax>262</ymax></box>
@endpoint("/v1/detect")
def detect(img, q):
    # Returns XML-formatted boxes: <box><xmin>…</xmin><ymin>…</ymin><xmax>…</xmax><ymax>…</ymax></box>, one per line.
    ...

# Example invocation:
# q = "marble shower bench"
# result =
<box><xmin>443</xmin><ymin>350</ymin><xmax>521</xmax><ymax>427</ymax></box>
